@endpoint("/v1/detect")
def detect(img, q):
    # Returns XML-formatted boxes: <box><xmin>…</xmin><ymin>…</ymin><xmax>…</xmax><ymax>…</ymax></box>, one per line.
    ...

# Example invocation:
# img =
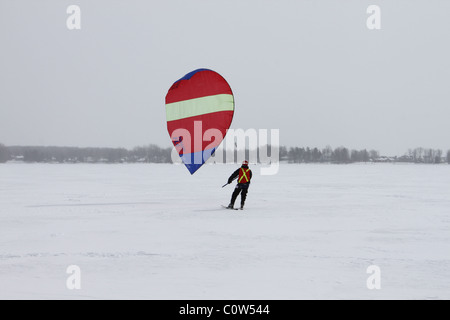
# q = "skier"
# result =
<box><xmin>226</xmin><ymin>160</ymin><xmax>252</xmax><ymax>209</ymax></box>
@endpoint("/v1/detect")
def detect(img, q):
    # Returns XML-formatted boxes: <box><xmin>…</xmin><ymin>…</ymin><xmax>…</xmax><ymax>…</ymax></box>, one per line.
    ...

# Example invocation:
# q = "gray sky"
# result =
<box><xmin>1</xmin><ymin>0</ymin><xmax>449</xmax><ymax>155</ymax></box>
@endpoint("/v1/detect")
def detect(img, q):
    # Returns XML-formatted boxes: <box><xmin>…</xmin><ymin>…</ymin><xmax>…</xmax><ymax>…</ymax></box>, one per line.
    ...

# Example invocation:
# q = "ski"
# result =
<box><xmin>221</xmin><ymin>205</ymin><xmax>239</xmax><ymax>211</ymax></box>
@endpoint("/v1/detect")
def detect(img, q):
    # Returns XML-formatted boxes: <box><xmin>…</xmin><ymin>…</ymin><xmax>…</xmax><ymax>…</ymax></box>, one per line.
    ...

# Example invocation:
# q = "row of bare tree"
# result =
<box><xmin>407</xmin><ymin>148</ymin><xmax>448</xmax><ymax>164</ymax></box>
<box><xmin>0</xmin><ymin>144</ymin><xmax>171</xmax><ymax>163</ymax></box>
<box><xmin>283</xmin><ymin>146</ymin><xmax>380</xmax><ymax>163</ymax></box>
<box><xmin>1</xmin><ymin>143</ymin><xmax>449</xmax><ymax>164</ymax></box>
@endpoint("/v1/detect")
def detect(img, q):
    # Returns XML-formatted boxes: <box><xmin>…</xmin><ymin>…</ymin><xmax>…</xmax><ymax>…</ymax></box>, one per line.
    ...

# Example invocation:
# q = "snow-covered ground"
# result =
<box><xmin>1</xmin><ymin>163</ymin><xmax>449</xmax><ymax>300</ymax></box>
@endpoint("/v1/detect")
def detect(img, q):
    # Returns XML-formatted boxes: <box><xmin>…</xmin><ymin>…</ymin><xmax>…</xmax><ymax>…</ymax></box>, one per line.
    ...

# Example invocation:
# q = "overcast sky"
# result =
<box><xmin>1</xmin><ymin>0</ymin><xmax>449</xmax><ymax>155</ymax></box>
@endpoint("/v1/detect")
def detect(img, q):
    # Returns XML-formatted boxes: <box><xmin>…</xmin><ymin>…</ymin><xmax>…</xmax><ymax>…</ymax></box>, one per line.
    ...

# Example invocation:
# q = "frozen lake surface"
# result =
<box><xmin>1</xmin><ymin>163</ymin><xmax>450</xmax><ymax>299</ymax></box>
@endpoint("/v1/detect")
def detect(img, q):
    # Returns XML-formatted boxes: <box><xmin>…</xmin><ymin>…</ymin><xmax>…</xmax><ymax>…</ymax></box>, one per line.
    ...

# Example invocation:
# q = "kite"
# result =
<box><xmin>165</xmin><ymin>69</ymin><xmax>235</xmax><ymax>174</ymax></box>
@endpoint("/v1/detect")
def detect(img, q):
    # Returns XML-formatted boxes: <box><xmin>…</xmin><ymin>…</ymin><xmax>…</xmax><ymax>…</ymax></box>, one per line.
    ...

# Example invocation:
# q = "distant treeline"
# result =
<box><xmin>0</xmin><ymin>144</ymin><xmax>171</xmax><ymax>164</ymax></box>
<box><xmin>283</xmin><ymin>146</ymin><xmax>450</xmax><ymax>164</ymax></box>
<box><xmin>282</xmin><ymin>146</ymin><xmax>377</xmax><ymax>163</ymax></box>
<box><xmin>0</xmin><ymin>143</ymin><xmax>449</xmax><ymax>164</ymax></box>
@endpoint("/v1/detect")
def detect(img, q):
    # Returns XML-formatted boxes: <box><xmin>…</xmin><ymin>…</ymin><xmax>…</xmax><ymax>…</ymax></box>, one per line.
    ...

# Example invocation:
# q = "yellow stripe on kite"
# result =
<box><xmin>166</xmin><ymin>94</ymin><xmax>234</xmax><ymax>122</ymax></box>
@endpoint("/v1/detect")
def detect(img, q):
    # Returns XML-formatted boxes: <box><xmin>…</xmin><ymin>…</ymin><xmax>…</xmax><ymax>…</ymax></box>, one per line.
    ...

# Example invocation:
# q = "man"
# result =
<box><xmin>226</xmin><ymin>160</ymin><xmax>252</xmax><ymax>210</ymax></box>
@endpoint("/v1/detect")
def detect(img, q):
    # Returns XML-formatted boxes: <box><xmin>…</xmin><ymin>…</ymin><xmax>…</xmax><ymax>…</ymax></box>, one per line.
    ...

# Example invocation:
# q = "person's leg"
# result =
<box><xmin>229</xmin><ymin>187</ymin><xmax>242</xmax><ymax>208</ymax></box>
<box><xmin>240</xmin><ymin>188</ymin><xmax>248</xmax><ymax>209</ymax></box>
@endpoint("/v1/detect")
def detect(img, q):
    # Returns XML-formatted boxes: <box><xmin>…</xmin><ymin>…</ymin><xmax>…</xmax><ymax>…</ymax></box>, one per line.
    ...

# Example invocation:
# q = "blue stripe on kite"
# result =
<box><xmin>180</xmin><ymin>147</ymin><xmax>216</xmax><ymax>175</ymax></box>
<box><xmin>173</xmin><ymin>68</ymin><xmax>212</xmax><ymax>85</ymax></box>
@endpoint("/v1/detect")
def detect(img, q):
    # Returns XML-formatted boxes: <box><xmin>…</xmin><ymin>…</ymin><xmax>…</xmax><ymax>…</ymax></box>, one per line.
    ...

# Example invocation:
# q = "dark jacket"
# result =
<box><xmin>228</xmin><ymin>165</ymin><xmax>252</xmax><ymax>186</ymax></box>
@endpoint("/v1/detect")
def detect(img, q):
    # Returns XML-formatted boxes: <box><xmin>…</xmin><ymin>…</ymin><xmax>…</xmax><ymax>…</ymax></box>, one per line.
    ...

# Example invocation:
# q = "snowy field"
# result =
<box><xmin>1</xmin><ymin>163</ymin><xmax>450</xmax><ymax>300</ymax></box>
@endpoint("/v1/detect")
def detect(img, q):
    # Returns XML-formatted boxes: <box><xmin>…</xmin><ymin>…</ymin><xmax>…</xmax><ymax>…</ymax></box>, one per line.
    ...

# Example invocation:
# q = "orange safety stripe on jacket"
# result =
<box><xmin>238</xmin><ymin>168</ymin><xmax>250</xmax><ymax>183</ymax></box>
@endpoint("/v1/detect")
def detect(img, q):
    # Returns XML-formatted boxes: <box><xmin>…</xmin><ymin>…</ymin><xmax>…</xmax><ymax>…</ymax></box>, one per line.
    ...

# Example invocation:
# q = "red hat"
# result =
<box><xmin>242</xmin><ymin>160</ymin><xmax>249</xmax><ymax>166</ymax></box>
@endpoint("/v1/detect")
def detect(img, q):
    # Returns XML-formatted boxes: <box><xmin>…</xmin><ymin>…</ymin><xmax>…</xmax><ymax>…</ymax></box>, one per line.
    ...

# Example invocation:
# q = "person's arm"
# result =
<box><xmin>228</xmin><ymin>169</ymin><xmax>240</xmax><ymax>184</ymax></box>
